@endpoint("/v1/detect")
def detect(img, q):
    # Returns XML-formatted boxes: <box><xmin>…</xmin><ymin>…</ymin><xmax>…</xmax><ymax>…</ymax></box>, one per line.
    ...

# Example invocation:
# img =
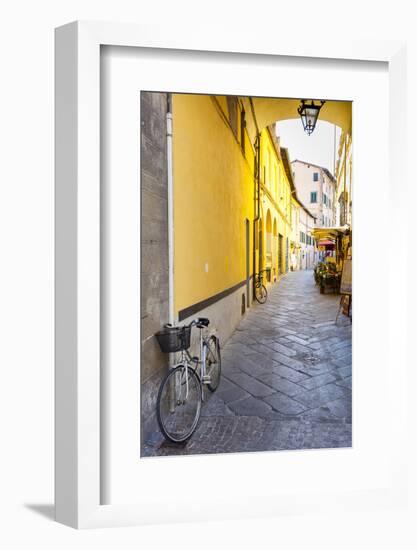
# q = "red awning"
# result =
<box><xmin>318</xmin><ymin>240</ymin><xmax>335</xmax><ymax>246</ymax></box>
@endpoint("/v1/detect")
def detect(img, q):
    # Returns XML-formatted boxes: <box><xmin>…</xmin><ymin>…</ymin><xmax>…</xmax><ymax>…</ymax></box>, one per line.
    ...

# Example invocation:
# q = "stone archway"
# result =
<box><xmin>243</xmin><ymin>97</ymin><xmax>352</xmax><ymax>145</ymax></box>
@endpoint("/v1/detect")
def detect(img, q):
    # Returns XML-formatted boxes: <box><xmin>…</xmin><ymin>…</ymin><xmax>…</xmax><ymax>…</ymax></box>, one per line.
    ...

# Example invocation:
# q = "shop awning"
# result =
<box><xmin>318</xmin><ymin>240</ymin><xmax>335</xmax><ymax>246</ymax></box>
<box><xmin>312</xmin><ymin>225</ymin><xmax>349</xmax><ymax>233</ymax></box>
<box><xmin>311</xmin><ymin>225</ymin><xmax>350</xmax><ymax>242</ymax></box>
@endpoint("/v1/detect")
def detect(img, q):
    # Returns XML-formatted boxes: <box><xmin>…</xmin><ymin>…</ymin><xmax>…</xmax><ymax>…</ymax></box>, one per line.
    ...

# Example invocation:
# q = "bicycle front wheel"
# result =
<box><xmin>157</xmin><ymin>365</ymin><xmax>202</xmax><ymax>443</ymax></box>
<box><xmin>255</xmin><ymin>284</ymin><xmax>268</xmax><ymax>304</ymax></box>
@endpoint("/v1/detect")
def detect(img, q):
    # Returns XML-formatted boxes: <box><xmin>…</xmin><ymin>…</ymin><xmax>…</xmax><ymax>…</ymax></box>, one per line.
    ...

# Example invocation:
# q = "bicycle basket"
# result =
<box><xmin>155</xmin><ymin>325</ymin><xmax>191</xmax><ymax>353</ymax></box>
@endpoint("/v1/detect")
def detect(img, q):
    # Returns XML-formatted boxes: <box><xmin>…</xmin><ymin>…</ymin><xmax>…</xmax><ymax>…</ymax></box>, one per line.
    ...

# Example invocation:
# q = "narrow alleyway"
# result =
<box><xmin>143</xmin><ymin>270</ymin><xmax>352</xmax><ymax>456</ymax></box>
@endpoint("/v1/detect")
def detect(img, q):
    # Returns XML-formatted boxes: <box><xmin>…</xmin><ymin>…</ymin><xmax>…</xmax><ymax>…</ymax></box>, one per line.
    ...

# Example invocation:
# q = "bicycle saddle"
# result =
<box><xmin>196</xmin><ymin>317</ymin><xmax>209</xmax><ymax>327</ymax></box>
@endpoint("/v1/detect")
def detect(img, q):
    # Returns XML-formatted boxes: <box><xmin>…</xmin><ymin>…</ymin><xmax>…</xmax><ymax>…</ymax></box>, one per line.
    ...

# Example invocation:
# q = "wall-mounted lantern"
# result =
<box><xmin>297</xmin><ymin>99</ymin><xmax>325</xmax><ymax>135</ymax></box>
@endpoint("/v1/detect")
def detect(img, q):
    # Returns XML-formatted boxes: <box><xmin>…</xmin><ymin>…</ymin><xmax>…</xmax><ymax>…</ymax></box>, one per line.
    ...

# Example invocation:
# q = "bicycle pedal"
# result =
<box><xmin>202</xmin><ymin>375</ymin><xmax>211</xmax><ymax>384</ymax></box>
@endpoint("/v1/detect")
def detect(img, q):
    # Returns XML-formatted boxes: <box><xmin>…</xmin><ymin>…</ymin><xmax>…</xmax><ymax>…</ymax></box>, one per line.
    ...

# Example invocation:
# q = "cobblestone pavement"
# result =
<box><xmin>143</xmin><ymin>270</ymin><xmax>352</xmax><ymax>456</ymax></box>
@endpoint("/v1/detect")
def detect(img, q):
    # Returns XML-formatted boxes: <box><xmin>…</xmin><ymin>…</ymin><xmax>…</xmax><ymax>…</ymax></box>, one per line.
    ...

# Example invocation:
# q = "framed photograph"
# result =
<box><xmin>55</xmin><ymin>21</ymin><xmax>407</xmax><ymax>528</ymax></box>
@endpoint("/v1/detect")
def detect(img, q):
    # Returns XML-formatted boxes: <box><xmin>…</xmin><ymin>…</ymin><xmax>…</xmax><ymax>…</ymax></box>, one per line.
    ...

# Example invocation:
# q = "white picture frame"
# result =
<box><xmin>55</xmin><ymin>21</ymin><xmax>407</xmax><ymax>529</ymax></box>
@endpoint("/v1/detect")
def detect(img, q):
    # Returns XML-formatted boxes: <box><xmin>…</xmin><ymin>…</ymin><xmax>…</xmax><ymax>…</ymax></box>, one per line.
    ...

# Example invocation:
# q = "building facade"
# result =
<box><xmin>289</xmin><ymin>195</ymin><xmax>300</xmax><ymax>270</ymax></box>
<box><xmin>335</xmin><ymin>131</ymin><xmax>352</xmax><ymax>227</ymax></box>
<box><xmin>258</xmin><ymin>126</ymin><xmax>293</xmax><ymax>284</ymax></box>
<box><xmin>291</xmin><ymin>160</ymin><xmax>336</xmax><ymax>228</ymax></box>
<box><xmin>298</xmin><ymin>204</ymin><xmax>316</xmax><ymax>269</ymax></box>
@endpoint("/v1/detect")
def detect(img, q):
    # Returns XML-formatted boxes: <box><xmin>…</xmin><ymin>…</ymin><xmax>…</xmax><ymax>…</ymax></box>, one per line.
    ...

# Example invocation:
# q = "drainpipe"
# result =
<box><xmin>249</xmin><ymin>98</ymin><xmax>261</xmax><ymax>302</ymax></box>
<box><xmin>343</xmin><ymin>134</ymin><xmax>347</xmax><ymax>225</ymax></box>
<box><xmin>252</xmin><ymin>132</ymin><xmax>261</xmax><ymax>300</ymax></box>
<box><xmin>166</xmin><ymin>97</ymin><xmax>176</xmax><ymax>391</ymax></box>
<box><xmin>167</xmin><ymin>94</ymin><xmax>175</xmax><ymax>333</ymax></box>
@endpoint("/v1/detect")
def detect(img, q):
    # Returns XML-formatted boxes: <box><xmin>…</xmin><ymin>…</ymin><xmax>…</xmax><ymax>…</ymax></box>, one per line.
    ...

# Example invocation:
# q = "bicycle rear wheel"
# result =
<box><xmin>255</xmin><ymin>284</ymin><xmax>267</xmax><ymax>304</ymax></box>
<box><xmin>157</xmin><ymin>365</ymin><xmax>202</xmax><ymax>443</ymax></box>
<box><xmin>205</xmin><ymin>336</ymin><xmax>221</xmax><ymax>392</ymax></box>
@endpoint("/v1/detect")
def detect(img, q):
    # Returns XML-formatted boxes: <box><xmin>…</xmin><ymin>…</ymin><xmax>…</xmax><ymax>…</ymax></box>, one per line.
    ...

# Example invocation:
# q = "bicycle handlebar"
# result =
<box><xmin>166</xmin><ymin>317</ymin><xmax>210</xmax><ymax>330</ymax></box>
<box><xmin>191</xmin><ymin>317</ymin><xmax>210</xmax><ymax>328</ymax></box>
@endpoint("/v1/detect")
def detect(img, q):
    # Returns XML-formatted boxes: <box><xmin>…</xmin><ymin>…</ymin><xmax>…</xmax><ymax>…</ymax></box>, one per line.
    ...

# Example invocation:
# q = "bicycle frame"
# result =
<box><xmin>255</xmin><ymin>268</ymin><xmax>270</xmax><ymax>284</ymax></box>
<box><xmin>255</xmin><ymin>274</ymin><xmax>263</xmax><ymax>286</ymax></box>
<box><xmin>171</xmin><ymin>326</ymin><xmax>212</xmax><ymax>401</ymax></box>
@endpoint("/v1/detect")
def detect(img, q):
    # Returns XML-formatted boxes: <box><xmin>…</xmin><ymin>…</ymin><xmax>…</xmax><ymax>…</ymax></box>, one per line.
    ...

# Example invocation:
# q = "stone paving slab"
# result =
<box><xmin>216</xmin><ymin>384</ymin><xmax>250</xmax><ymax>404</ymax></box>
<box><xmin>280</xmin><ymin>340</ymin><xmax>313</xmax><ymax>357</ymax></box>
<box><xmin>253</xmin><ymin>341</ymin><xmax>297</xmax><ymax>357</ymax></box>
<box><xmin>335</xmin><ymin>376</ymin><xmax>352</xmax><ymax>390</ymax></box>
<box><xmin>334</xmin><ymin>365</ymin><xmax>352</xmax><ymax>378</ymax></box>
<box><xmin>144</xmin><ymin>270</ymin><xmax>352</xmax><ymax>457</ymax></box>
<box><xmin>300</xmin><ymin>406</ymin><xmax>342</xmax><ymax>423</ymax></box>
<box><xmin>237</xmin><ymin>355</ymin><xmax>272</xmax><ymax>378</ymax></box>
<box><xmin>256</xmin><ymin>373</ymin><xmax>306</xmax><ymax>397</ymax></box>
<box><xmin>305</xmin><ymin>361</ymin><xmax>339</xmax><ymax>375</ymax></box>
<box><xmin>325</xmin><ymin>397</ymin><xmax>352</xmax><ymax>419</ymax></box>
<box><xmin>223</xmin><ymin>371</ymin><xmax>275</xmax><ymax>397</ymax></box>
<box><xmin>199</xmin><ymin>394</ymin><xmax>235</xmax><ymax>417</ymax></box>
<box><xmin>242</xmin><ymin>350</ymin><xmax>280</xmax><ymax>369</ymax></box>
<box><xmin>273</xmin><ymin>352</ymin><xmax>309</xmax><ymax>371</ymax></box>
<box><xmin>267</xmin><ymin>362</ymin><xmax>311</xmax><ymax>384</ymax></box>
<box><xmin>285</xmin><ymin>334</ymin><xmax>311</xmax><ymax>346</ymax></box>
<box><xmin>292</xmin><ymin>383</ymin><xmax>347</xmax><ymax>409</ymax></box>
<box><xmin>331</xmin><ymin>356</ymin><xmax>352</xmax><ymax>368</ymax></box>
<box><xmin>227</xmin><ymin>396</ymin><xmax>274</xmax><ymax>418</ymax></box>
<box><xmin>299</xmin><ymin>372</ymin><xmax>337</xmax><ymax>390</ymax></box>
<box><xmin>264</xmin><ymin>392</ymin><xmax>308</xmax><ymax>415</ymax></box>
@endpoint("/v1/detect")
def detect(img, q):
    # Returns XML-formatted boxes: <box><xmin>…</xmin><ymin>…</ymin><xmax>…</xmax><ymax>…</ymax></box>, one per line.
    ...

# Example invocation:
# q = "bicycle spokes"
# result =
<box><xmin>157</xmin><ymin>365</ymin><xmax>202</xmax><ymax>443</ymax></box>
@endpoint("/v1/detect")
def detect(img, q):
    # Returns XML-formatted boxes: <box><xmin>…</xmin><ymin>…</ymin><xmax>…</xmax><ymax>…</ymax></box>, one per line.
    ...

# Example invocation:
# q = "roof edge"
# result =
<box><xmin>292</xmin><ymin>159</ymin><xmax>335</xmax><ymax>181</ymax></box>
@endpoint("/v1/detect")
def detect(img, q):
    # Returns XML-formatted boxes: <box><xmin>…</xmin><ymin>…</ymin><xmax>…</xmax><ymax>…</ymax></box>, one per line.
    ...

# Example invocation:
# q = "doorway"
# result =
<box><xmin>278</xmin><ymin>233</ymin><xmax>283</xmax><ymax>275</ymax></box>
<box><xmin>245</xmin><ymin>219</ymin><xmax>250</xmax><ymax>307</ymax></box>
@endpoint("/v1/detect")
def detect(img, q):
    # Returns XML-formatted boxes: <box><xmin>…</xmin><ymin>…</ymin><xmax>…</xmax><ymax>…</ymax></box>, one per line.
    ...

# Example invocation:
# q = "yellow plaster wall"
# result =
<box><xmin>258</xmin><ymin>128</ymin><xmax>292</xmax><ymax>278</ymax></box>
<box><xmin>172</xmin><ymin>94</ymin><xmax>255</xmax><ymax>315</ymax></box>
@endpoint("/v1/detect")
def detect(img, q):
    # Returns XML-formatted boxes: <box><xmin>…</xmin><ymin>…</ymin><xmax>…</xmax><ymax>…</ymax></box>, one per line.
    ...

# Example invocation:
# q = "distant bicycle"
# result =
<box><xmin>155</xmin><ymin>318</ymin><xmax>221</xmax><ymax>443</ymax></box>
<box><xmin>254</xmin><ymin>270</ymin><xmax>268</xmax><ymax>304</ymax></box>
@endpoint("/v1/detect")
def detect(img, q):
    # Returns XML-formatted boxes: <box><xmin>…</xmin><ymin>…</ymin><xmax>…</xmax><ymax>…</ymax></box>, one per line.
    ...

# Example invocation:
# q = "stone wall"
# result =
<box><xmin>140</xmin><ymin>92</ymin><xmax>169</xmax><ymax>448</ymax></box>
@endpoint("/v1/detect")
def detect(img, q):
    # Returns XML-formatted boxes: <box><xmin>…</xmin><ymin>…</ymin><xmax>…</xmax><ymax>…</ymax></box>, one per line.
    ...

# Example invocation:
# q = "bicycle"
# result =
<box><xmin>254</xmin><ymin>270</ymin><xmax>268</xmax><ymax>304</ymax></box>
<box><xmin>155</xmin><ymin>317</ymin><xmax>221</xmax><ymax>443</ymax></box>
